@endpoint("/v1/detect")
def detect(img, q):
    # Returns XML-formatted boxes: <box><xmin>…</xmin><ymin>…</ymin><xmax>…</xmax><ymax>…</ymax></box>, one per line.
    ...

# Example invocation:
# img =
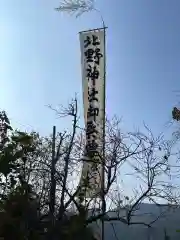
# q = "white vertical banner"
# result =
<box><xmin>79</xmin><ymin>28</ymin><xmax>105</xmax><ymax>199</ymax></box>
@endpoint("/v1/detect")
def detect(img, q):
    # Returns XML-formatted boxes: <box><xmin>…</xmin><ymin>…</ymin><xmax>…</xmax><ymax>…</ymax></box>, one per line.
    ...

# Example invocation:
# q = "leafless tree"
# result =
<box><xmin>11</xmin><ymin>98</ymin><xmax>178</xmax><ymax>239</ymax></box>
<box><xmin>55</xmin><ymin>0</ymin><xmax>95</xmax><ymax>17</ymax></box>
<box><xmin>0</xmin><ymin>101</ymin><xmax>177</xmax><ymax>239</ymax></box>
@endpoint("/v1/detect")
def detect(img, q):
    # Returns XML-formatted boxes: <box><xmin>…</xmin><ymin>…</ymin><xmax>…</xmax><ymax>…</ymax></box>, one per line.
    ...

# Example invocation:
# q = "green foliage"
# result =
<box><xmin>0</xmin><ymin>112</ymin><xmax>42</xmax><ymax>239</ymax></box>
<box><xmin>0</xmin><ymin>184</ymin><xmax>40</xmax><ymax>239</ymax></box>
<box><xmin>0</xmin><ymin>131</ymin><xmax>35</xmax><ymax>202</ymax></box>
<box><xmin>58</xmin><ymin>209</ymin><xmax>95</xmax><ymax>240</ymax></box>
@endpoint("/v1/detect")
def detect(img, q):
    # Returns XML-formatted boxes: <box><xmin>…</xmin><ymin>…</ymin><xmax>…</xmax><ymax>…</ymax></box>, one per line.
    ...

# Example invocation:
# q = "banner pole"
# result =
<box><xmin>101</xmin><ymin>24</ymin><xmax>107</xmax><ymax>240</ymax></box>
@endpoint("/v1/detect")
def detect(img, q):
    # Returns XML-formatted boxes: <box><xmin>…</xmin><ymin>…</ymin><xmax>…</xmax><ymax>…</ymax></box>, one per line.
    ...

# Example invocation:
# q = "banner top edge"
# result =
<box><xmin>79</xmin><ymin>26</ymin><xmax>108</xmax><ymax>35</ymax></box>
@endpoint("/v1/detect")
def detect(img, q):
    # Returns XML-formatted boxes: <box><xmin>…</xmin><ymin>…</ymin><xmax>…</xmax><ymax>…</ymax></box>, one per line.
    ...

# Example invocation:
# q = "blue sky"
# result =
<box><xmin>0</xmin><ymin>0</ymin><xmax>180</xmax><ymax>137</ymax></box>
